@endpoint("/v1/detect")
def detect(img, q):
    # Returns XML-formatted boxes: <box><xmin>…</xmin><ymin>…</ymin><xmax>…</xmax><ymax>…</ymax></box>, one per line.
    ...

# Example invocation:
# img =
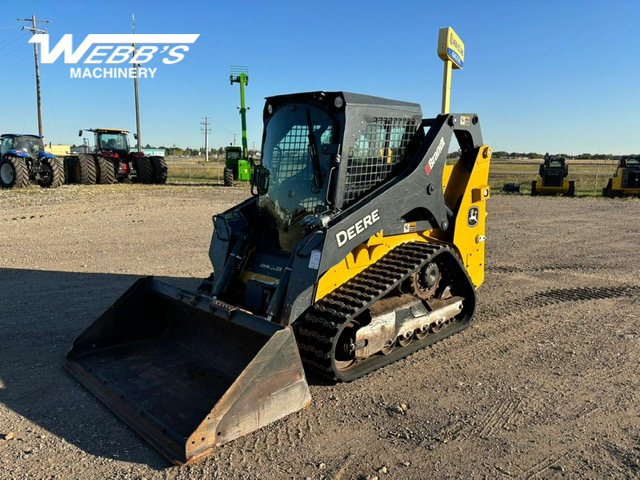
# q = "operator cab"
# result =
<box><xmin>256</xmin><ymin>91</ymin><xmax>421</xmax><ymax>252</ymax></box>
<box><xmin>0</xmin><ymin>134</ymin><xmax>44</xmax><ymax>157</ymax></box>
<box><xmin>95</xmin><ymin>129</ymin><xmax>129</xmax><ymax>157</ymax></box>
<box><xmin>258</xmin><ymin>100</ymin><xmax>336</xmax><ymax>251</ymax></box>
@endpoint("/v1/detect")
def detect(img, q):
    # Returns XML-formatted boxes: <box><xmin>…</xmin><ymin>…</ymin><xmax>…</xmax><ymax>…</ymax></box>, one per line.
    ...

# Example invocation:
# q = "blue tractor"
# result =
<box><xmin>0</xmin><ymin>134</ymin><xmax>63</xmax><ymax>188</ymax></box>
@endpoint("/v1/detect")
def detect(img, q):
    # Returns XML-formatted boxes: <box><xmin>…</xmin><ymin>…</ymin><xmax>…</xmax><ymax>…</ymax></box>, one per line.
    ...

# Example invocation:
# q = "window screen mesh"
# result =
<box><xmin>343</xmin><ymin>117</ymin><xmax>416</xmax><ymax>205</ymax></box>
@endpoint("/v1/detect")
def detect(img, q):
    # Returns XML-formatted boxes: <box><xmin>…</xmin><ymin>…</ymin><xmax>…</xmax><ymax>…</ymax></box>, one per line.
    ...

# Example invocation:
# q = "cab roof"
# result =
<box><xmin>1</xmin><ymin>133</ymin><xmax>43</xmax><ymax>138</ymax></box>
<box><xmin>85</xmin><ymin>128</ymin><xmax>129</xmax><ymax>133</ymax></box>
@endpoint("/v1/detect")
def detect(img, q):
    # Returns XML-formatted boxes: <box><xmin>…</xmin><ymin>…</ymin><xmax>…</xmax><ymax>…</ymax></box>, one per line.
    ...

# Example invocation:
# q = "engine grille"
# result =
<box><xmin>542</xmin><ymin>171</ymin><xmax>563</xmax><ymax>187</ymax></box>
<box><xmin>623</xmin><ymin>170</ymin><xmax>640</xmax><ymax>188</ymax></box>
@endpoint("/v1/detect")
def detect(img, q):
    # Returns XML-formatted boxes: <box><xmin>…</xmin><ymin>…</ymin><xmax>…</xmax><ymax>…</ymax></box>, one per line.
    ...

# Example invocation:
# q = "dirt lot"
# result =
<box><xmin>0</xmin><ymin>184</ymin><xmax>638</xmax><ymax>479</ymax></box>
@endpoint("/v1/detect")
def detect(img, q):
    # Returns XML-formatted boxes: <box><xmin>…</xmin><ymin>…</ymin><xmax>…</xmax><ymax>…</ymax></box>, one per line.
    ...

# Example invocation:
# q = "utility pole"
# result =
<box><xmin>18</xmin><ymin>14</ymin><xmax>51</xmax><ymax>137</ymax></box>
<box><xmin>132</xmin><ymin>14</ymin><xmax>142</xmax><ymax>152</ymax></box>
<box><xmin>201</xmin><ymin>116</ymin><xmax>211</xmax><ymax>162</ymax></box>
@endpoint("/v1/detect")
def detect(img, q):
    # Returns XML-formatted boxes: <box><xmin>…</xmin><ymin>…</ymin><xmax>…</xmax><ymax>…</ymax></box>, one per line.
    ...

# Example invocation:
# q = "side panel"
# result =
<box><xmin>282</xmin><ymin>114</ymin><xmax>489</xmax><ymax>324</ymax></box>
<box><xmin>445</xmin><ymin>148</ymin><xmax>491</xmax><ymax>288</ymax></box>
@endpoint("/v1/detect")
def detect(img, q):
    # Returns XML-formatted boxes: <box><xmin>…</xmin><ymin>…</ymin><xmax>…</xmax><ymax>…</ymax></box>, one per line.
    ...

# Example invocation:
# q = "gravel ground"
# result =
<box><xmin>0</xmin><ymin>183</ymin><xmax>638</xmax><ymax>479</ymax></box>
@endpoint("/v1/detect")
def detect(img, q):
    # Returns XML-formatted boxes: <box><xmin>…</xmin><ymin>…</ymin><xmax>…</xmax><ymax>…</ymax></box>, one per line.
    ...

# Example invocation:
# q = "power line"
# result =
<box><xmin>0</xmin><ymin>29</ymin><xmax>27</xmax><ymax>49</ymax></box>
<box><xmin>0</xmin><ymin>56</ymin><xmax>31</xmax><ymax>72</ymax></box>
<box><xmin>0</xmin><ymin>41</ymin><xmax>29</xmax><ymax>60</ymax></box>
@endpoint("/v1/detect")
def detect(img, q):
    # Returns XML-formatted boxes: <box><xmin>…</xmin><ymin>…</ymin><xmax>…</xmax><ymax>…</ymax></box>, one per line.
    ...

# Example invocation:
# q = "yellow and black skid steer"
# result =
<box><xmin>602</xmin><ymin>155</ymin><xmax>640</xmax><ymax>197</ymax></box>
<box><xmin>531</xmin><ymin>153</ymin><xmax>575</xmax><ymax>196</ymax></box>
<box><xmin>66</xmin><ymin>91</ymin><xmax>491</xmax><ymax>464</ymax></box>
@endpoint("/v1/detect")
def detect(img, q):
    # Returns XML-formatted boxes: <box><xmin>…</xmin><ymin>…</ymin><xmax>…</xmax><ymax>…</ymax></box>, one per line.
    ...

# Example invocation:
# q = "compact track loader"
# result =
<box><xmin>66</xmin><ymin>91</ymin><xmax>491</xmax><ymax>465</ymax></box>
<box><xmin>602</xmin><ymin>155</ymin><xmax>640</xmax><ymax>197</ymax></box>
<box><xmin>531</xmin><ymin>153</ymin><xmax>574</xmax><ymax>196</ymax></box>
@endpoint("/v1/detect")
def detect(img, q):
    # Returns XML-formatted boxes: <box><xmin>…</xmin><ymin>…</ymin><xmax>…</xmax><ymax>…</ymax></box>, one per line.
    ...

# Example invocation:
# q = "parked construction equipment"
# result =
<box><xmin>0</xmin><ymin>134</ymin><xmax>63</xmax><ymax>188</ymax></box>
<box><xmin>66</xmin><ymin>90</ymin><xmax>491</xmax><ymax>465</ymax></box>
<box><xmin>223</xmin><ymin>145</ymin><xmax>251</xmax><ymax>186</ymax></box>
<box><xmin>502</xmin><ymin>182</ymin><xmax>521</xmax><ymax>193</ymax></box>
<box><xmin>65</xmin><ymin>128</ymin><xmax>167</xmax><ymax>184</ymax></box>
<box><xmin>602</xmin><ymin>155</ymin><xmax>640</xmax><ymax>197</ymax></box>
<box><xmin>223</xmin><ymin>67</ymin><xmax>253</xmax><ymax>186</ymax></box>
<box><xmin>531</xmin><ymin>153</ymin><xmax>575</xmax><ymax>196</ymax></box>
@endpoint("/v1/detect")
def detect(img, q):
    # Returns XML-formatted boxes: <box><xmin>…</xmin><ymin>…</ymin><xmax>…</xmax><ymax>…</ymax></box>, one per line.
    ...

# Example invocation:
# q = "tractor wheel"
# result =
<box><xmin>135</xmin><ymin>157</ymin><xmax>153</xmax><ymax>184</ymax></box>
<box><xmin>0</xmin><ymin>156</ymin><xmax>29</xmax><ymax>188</ymax></box>
<box><xmin>75</xmin><ymin>154</ymin><xmax>97</xmax><ymax>184</ymax></box>
<box><xmin>63</xmin><ymin>156</ymin><xmax>77</xmax><ymax>183</ymax></box>
<box><xmin>97</xmin><ymin>156</ymin><xmax>117</xmax><ymax>184</ymax></box>
<box><xmin>37</xmin><ymin>157</ymin><xmax>64</xmax><ymax>188</ymax></box>
<box><xmin>224</xmin><ymin>167</ymin><xmax>234</xmax><ymax>187</ymax></box>
<box><xmin>150</xmin><ymin>156</ymin><xmax>168</xmax><ymax>184</ymax></box>
<box><xmin>567</xmin><ymin>181</ymin><xmax>575</xmax><ymax>197</ymax></box>
<box><xmin>602</xmin><ymin>179</ymin><xmax>613</xmax><ymax>198</ymax></box>
<box><xmin>530</xmin><ymin>180</ymin><xmax>537</xmax><ymax>196</ymax></box>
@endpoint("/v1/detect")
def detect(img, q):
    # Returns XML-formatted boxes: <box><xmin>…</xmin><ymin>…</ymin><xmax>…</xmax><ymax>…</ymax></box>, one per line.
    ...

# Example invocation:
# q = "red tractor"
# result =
<box><xmin>65</xmin><ymin>128</ymin><xmax>167</xmax><ymax>184</ymax></box>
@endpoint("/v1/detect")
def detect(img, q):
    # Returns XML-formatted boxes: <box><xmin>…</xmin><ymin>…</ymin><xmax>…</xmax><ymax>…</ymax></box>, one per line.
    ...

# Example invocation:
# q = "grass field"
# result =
<box><xmin>166</xmin><ymin>156</ymin><xmax>621</xmax><ymax>196</ymax></box>
<box><xmin>166</xmin><ymin>157</ymin><xmax>226</xmax><ymax>183</ymax></box>
<box><xmin>488</xmin><ymin>159</ymin><xmax>618</xmax><ymax>195</ymax></box>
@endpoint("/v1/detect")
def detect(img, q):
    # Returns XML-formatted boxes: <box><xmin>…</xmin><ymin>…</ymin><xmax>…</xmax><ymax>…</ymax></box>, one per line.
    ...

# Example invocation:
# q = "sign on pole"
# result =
<box><xmin>437</xmin><ymin>27</ymin><xmax>464</xmax><ymax>114</ymax></box>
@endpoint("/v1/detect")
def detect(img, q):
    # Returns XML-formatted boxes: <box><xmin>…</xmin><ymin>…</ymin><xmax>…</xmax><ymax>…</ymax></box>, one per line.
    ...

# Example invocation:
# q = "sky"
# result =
<box><xmin>0</xmin><ymin>0</ymin><xmax>638</xmax><ymax>155</ymax></box>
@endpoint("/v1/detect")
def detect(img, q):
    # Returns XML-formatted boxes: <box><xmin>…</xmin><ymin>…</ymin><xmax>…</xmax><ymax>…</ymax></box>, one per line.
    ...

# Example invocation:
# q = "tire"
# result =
<box><xmin>530</xmin><ymin>180</ymin><xmax>537</xmax><ymax>196</ymax></box>
<box><xmin>37</xmin><ymin>156</ymin><xmax>63</xmax><ymax>188</ymax></box>
<box><xmin>96</xmin><ymin>156</ymin><xmax>117</xmax><ymax>184</ymax></box>
<box><xmin>602</xmin><ymin>179</ymin><xmax>613</xmax><ymax>198</ymax></box>
<box><xmin>224</xmin><ymin>166</ymin><xmax>234</xmax><ymax>187</ymax></box>
<box><xmin>0</xmin><ymin>156</ymin><xmax>29</xmax><ymax>188</ymax></box>
<box><xmin>63</xmin><ymin>156</ymin><xmax>77</xmax><ymax>184</ymax></box>
<box><xmin>75</xmin><ymin>154</ymin><xmax>97</xmax><ymax>184</ymax></box>
<box><xmin>567</xmin><ymin>181</ymin><xmax>575</xmax><ymax>197</ymax></box>
<box><xmin>135</xmin><ymin>156</ymin><xmax>153</xmax><ymax>184</ymax></box>
<box><xmin>150</xmin><ymin>156</ymin><xmax>168</xmax><ymax>184</ymax></box>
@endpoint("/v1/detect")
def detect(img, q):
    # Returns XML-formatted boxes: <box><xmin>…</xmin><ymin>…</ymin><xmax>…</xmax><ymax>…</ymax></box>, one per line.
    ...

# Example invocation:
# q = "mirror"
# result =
<box><xmin>251</xmin><ymin>165</ymin><xmax>269</xmax><ymax>196</ymax></box>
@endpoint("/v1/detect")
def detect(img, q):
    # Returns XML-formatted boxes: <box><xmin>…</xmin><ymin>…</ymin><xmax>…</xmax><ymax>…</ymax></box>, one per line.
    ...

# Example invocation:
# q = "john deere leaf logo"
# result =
<box><xmin>468</xmin><ymin>206</ymin><xmax>479</xmax><ymax>227</ymax></box>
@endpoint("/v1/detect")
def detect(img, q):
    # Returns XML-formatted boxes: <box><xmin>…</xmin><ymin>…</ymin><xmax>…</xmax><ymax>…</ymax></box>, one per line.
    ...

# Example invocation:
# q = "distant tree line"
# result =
<box><xmin>69</xmin><ymin>142</ymin><xmax>635</xmax><ymax>161</ymax></box>
<box><xmin>488</xmin><ymin>151</ymin><xmax>632</xmax><ymax>160</ymax></box>
<box><xmin>446</xmin><ymin>151</ymin><xmax>636</xmax><ymax>160</ymax></box>
<box><xmin>158</xmin><ymin>145</ymin><xmax>259</xmax><ymax>159</ymax></box>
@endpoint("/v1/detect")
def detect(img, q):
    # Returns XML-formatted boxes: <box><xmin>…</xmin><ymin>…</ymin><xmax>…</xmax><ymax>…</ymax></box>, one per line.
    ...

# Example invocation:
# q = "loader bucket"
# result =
<box><xmin>65</xmin><ymin>276</ymin><xmax>311</xmax><ymax>465</ymax></box>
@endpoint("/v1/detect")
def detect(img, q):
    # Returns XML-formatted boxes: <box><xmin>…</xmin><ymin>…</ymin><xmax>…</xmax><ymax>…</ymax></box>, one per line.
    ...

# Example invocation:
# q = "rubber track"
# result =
<box><xmin>294</xmin><ymin>242</ymin><xmax>475</xmax><ymax>381</ymax></box>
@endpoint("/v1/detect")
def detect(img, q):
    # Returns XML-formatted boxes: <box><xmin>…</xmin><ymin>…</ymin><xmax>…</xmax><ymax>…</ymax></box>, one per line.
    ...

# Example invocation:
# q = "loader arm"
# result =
<box><xmin>277</xmin><ymin>113</ymin><xmax>488</xmax><ymax>324</ymax></box>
